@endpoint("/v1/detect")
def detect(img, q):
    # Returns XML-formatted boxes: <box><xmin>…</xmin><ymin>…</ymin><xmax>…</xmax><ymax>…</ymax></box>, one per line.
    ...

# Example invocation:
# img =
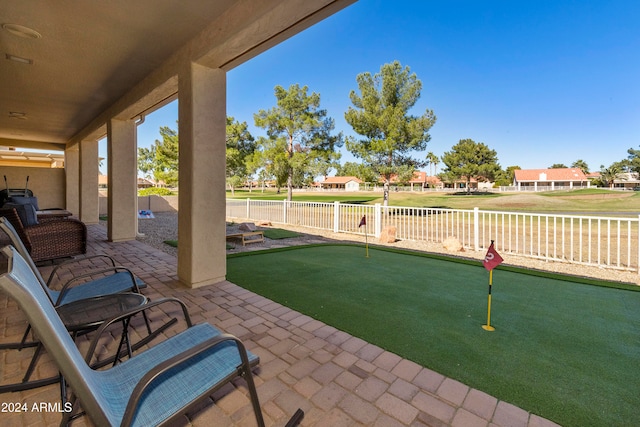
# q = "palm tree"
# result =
<box><xmin>425</xmin><ymin>152</ymin><xmax>439</xmax><ymax>176</ymax></box>
<box><xmin>600</xmin><ymin>165</ymin><xmax>621</xmax><ymax>188</ymax></box>
<box><xmin>571</xmin><ymin>159</ymin><xmax>590</xmax><ymax>175</ymax></box>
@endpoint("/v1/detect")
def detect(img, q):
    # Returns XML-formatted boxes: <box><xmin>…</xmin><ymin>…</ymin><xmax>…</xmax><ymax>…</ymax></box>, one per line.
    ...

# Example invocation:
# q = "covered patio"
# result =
<box><xmin>0</xmin><ymin>224</ymin><xmax>559</xmax><ymax>426</ymax></box>
<box><xmin>1</xmin><ymin>0</ymin><xmax>356</xmax><ymax>289</ymax></box>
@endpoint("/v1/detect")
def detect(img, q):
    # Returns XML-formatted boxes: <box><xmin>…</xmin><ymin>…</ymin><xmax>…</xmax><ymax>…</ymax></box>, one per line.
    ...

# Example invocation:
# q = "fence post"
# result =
<box><xmin>637</xmin><ymin>214</ymin><xmax>640</xmax><ymax>274</ymax></box>
<box><xmin>246</xmin><ymin>198</ymin><xmax>250</xmax><ymax>219</ymax></box>
<box><xmin>333</xmin><ymin>201</ymin><xmax>340</xmax><ymax>233</ymax></box>
<box><xmin>375</xmin><ymin>203</ymin><xmax>382</xmax><ymax>237</ymax></box>
<box><xmin>474</xmin><ymin>207</ymin><xmax>480</xmax><ymax>251</ymax></box>
<box><xmin>283</xmin><ymin>199</ymin><xmax>288</xmax><ymax>224</ymax></box>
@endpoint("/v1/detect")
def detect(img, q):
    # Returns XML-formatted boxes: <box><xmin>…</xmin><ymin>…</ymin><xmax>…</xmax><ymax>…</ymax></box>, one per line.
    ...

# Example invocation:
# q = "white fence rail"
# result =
<box><xmin>227</xmin><ymin>199</ymin><xmax>640</xmax><ymax>273</ymax></box>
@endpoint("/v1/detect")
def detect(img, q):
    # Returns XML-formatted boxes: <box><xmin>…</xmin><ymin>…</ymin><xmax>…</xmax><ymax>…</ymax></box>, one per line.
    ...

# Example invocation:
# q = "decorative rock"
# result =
<box><xmin>379</xmin><ymin>226</ymin><xmax>397</xmax><ymax>243</ymax></box>
<box><xmin>443</xmin><ymin>236</ymin><xmax>464</xmax><ymax>252</ymax></box>
<box><xmin>238</xmin><ymin>222</ymin><xmax>257</xmax><ymax>231</ymax></box>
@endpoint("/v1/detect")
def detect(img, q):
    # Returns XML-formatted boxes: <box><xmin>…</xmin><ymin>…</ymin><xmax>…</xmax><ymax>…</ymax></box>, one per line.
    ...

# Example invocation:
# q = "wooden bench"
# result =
<box><xmin>226</xmin><ymin>230</ymin><xmax>264</xmax><ymax>246</ymax></box>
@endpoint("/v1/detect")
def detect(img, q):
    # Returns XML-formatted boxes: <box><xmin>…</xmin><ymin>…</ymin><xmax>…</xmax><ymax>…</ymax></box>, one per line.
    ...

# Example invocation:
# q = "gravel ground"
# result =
<box><xmin>131</xmin><ymin>211</ymin><xmax>640</xmax><ymax>285</ymax></box>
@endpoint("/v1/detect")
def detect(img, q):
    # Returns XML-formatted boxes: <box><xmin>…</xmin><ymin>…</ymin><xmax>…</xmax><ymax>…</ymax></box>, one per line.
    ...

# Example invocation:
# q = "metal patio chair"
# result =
<box><xmin>0</xmin><ymin>245</ymin><xmax>303</xmax><ymax>427</ymax></box>
<box><xmin>0</xmin><ymin>218</ymin><xmax>174</xmax><ymax>393</ymax></box>
<box><xmin>0</xmin><ymin>218</ymin><xmax>143</xmax><ymax>308</ymax></box>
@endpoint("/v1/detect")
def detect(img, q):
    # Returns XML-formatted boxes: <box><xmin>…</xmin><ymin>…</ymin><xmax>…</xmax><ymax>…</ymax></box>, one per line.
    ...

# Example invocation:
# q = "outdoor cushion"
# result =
<box><xmin>10</xmin><ymin>196</ymin><xmax>40</xmax><ymax>211</ymax></box>
<box><xmin>3</xmin><ymin>202</ymin><xmax>38</xmax><ymax>226</ymax></box>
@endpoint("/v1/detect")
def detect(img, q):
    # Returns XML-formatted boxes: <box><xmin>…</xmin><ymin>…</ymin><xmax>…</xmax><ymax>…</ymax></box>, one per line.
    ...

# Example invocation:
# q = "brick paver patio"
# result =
<box><xmin>0</xmin><ymin>224</ymin><xmax>561</xmax><ymax>426</ymax></box>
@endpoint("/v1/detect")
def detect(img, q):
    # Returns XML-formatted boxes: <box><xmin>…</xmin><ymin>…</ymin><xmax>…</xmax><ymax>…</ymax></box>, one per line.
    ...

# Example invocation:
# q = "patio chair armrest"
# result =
<box><xmin>45</xmin><ymin>255</ymin><xmax>118</xmax><ymax>287</ymax></box>
<box><xmin>84</xmin><ymin>297</ymin><xmax>192</xmax><ymax>364</ymax></box>
<box><xmin>54</xmin><ymin>266</ymin><xmax>141</xmax><ymax>305</ymax></box>
<box><xmin>24</xmin><ymin>218</ymin><xmax>87</xmax><ymax>262</ymax></box>
<box><xmin>24</xmin><ymin>217</ymin><xmax>86</xmax><ymax>240</ymax></box>
<box><xmin>121</xmin><ymin>333</ymin><xmax>251</xmax><ymax>427</ymax></box>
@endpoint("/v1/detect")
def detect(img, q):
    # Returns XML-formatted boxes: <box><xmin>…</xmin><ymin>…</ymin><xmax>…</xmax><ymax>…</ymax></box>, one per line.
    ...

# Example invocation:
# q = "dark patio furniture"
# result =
<box><xmin>0</xmin><ymin>207</ymin><xmax>86</xmax><ymax>262</ymax></box>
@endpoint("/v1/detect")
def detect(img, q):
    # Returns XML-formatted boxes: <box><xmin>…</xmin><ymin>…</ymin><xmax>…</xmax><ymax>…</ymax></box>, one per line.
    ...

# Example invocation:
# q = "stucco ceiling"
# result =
<box><xmin>0</xmin><ymin>0</ymin><xmax>355</xmax><ymax>150</ymax></box>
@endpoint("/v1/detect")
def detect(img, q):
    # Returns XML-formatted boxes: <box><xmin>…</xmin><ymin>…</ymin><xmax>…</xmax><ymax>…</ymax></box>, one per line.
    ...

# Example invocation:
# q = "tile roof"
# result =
<box><xmin>321</xmin><ymin>176</ymin><xmax>363</xmax><ymax>184</ymax></box>
<box><xmin>514</xmin><ymin>168</ymin><xmax>587</xmax><ymax>182</ymax></box>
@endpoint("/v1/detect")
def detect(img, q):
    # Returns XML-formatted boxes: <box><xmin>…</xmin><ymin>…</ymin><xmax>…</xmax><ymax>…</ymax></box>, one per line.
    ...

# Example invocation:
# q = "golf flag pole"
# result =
<box><xmin>482</xmin><ymin>240</ymin><xmax>503</xmax><ymax>331</ymax></box>
<box><xmin>359</xmin><ymin>215</ymin><xmax>369</xmax><ymax>257</ymax></box>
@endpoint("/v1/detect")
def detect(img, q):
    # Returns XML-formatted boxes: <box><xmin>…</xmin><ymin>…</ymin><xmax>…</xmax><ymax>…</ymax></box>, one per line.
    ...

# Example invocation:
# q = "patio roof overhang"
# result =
<box><xmin>0</xmin><ymin>0</ymin><xmax>357</xmax><ymax>288</ymax></box>
<box><xmin>0</xmin><ymin>0</ymin><xmax>355</xmax><ymax>149</ymax></box>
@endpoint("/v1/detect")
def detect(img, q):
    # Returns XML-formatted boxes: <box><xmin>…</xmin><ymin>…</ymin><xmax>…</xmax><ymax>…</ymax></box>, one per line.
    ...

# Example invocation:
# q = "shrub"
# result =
<box><xmin>138</xmin><ymin>187</ymin><xmax>174</xmax><ymax>196</ymax></box>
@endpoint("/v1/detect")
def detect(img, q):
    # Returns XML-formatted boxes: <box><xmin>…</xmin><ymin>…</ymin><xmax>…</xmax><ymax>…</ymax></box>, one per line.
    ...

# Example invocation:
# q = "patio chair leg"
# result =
<box><xmin>0</xmin><ymin>325</ymin><xmax>39</xmax><ymax>350</ymax></box>
<box><xmin>242</xmin><ymin>363</ymin><xmax>266</xmax><ymax>427</ymax></box>
<box><xmin>60</xmin><ymin>394</ymin><xmax>82</xmax><ymax>427</ymax></box>
<box><xmin>141</xmin><ymin>309</ymin><xmax>152</xmax><ymax>335</ymax></box>
<box><xmin>284</xmin><ymin>409</ymin><xmax>305</xmax><ymax>427</ymax></box>
<box><xmin>22</xmin><ymin>342</ymin><xmax>44</xmax><ymax>382</ymax></box>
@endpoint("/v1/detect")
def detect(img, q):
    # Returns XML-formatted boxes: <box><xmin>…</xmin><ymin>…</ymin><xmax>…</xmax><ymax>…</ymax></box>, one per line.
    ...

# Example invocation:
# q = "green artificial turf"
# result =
<box><xmin>163</xmin><ymin>239</ymin><xmax>178</xmax><ymax>247</ymax></box>
<box><xmin>227</xmin><ymin>244</ymin><xmax>640</xmax><ymax>427</ymax></box>
<box><xmin>262</xmin><ymin>228</ymin><xmax>302</xmax><ymax>240</ymax></box>
<box><xmin>165</xmin><ymin>239</ymin><xmax>235</xmax><ymax>250</ymax></box>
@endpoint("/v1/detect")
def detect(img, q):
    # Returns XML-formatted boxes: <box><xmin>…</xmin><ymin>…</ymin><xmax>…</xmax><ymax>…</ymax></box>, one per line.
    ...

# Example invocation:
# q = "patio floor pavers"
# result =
<box><xmin>0</xmin><ymin>224</ymin><xmax>562</xmax><ymax>427</ymax></box>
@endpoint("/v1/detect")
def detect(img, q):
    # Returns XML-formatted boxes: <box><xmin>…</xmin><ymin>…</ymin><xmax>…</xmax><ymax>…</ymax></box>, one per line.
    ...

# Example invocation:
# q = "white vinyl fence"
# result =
<box><xmin>227</xmin><ymin>199</ymin><xmax>640</xmax><ymax>273</ymax></box>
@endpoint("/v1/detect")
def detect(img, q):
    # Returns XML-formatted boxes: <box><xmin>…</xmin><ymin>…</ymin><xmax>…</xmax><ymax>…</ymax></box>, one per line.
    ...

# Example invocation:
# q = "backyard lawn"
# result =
<box><xmin>227</xmin><ymin>244</ymin><xmax>640</xmax><ymax>427</ymax></box>
<box><xmin>227</xmin><ymin>188</ymin><xmax>640</xmax><ymax>214</ymax></box>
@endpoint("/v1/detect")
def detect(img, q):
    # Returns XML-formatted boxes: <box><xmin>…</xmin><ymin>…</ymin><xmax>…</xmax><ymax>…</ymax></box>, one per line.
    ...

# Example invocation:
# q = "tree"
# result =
<box><xmin>599</xmin><ymin>164</ymin><xmax>621</xmax><ymax>188</ymax></box>
<box><xmin>344</xmin><ymin>60</ymin><xmax>436</xmax><ymax>205</ymax></box>
<box><xmin>612</xmin><ymin>158</ymin><xmax>633</xmax><ymax>173</ymax></box>
<box><xmin>440</xmin><ymin>139</ymin><xmax>501</xmax><ymax>194</ymax></box>
<box><xmin>336</xmin><ymin>161</ymin><xmax>378</xmax><ymax>183</ymax></box>
<box><xmin>425</xmin><ymin>152</ymin><xmax>439</xmax><ymax>176</ymax></box>
<box><xmin>137</xmin><ymin>125</ymin><xmax>179</xmax><ymax>187</ymax></box>
<box><xmin>493</xmin><ymin>165</ymin><xmax>521</xmax><ymax>187</ymax></box>
<box><xmin>626</xmin><ymin>146</ymin><xmax>640</xmax><ymax>173</ymax></box>
<box><xmin>549</xmin><ymin>163</ymin><xmax>568</xmax><ymax>169</ymax></box>
<box><xmin>226</xmin><ymin>117</ymin><xmax>255</xmax><ymax>194</ymax></box>
<box><xmin>571</xmin><ymin>159</ymin><xmax>590</xmax><ymax>175</ymax></box>
<box><xmin>254</xmin><ymin>84</ymin><xmax>343</xmax><ymax>201</ymax></box>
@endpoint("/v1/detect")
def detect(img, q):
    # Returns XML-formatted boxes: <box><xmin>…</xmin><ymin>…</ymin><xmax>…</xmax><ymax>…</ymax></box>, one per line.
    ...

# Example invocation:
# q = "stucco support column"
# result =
<box><xmin>107</xmin><ymin>119</ymin><xmax>137</xmax><ymax>241</ymax></box>
<box><xmin>177</xmin><ymin>63</ymin><xmax>226</xmax><ymax>288</ymax></box>
<box><xmin>64</xmin><ymin>145</ymin><xmax>79</xmax><ymax>215</ymax></box>
<box><xmin>79</xmin><ymin>139</ymin><xmax>100</xmax><ymax>224</ymax></box>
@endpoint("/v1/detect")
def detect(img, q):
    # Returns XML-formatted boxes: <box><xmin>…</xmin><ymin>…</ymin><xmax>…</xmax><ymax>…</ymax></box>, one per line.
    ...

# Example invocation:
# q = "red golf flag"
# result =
<box><xmin>358</xmin><ymin>215</ymin><xmax>366</xmax><ymax>228</ymax></box>
<box><xmin>483</xmin><ymin>242</ymin><xmax>503</xmax><ymax>271</ymax></box>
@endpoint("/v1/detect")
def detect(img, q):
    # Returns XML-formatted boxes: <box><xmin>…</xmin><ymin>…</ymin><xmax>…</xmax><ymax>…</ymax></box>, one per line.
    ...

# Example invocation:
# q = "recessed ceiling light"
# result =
<box><xmin>1</xmin><ymin>23</ymin><xmax>41</xmax><ymax>39</ymax></box>
<box><xmin>5</xmin><ymin>54</ymin><xmax>33</xmax><ymax>64</ymax></box>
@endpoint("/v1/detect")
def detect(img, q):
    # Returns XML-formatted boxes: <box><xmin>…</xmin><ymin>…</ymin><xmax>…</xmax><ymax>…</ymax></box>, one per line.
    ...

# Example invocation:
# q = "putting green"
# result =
<box><xmin>227</xmin><ymin>244</ymin><xmax>640</xmax><ymax>427</ymax></box>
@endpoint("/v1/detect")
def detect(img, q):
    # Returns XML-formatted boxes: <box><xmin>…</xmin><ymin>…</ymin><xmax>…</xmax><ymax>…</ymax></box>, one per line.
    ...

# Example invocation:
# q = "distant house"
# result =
<box><xmin>513</xmin><ymin>168</ymin><xmax>590</xmax><ymax>191</ymax></box>
<box><xmin>319</xmin><ymin>176</ymin><xmax>362</xmax><ymax>191</ymax></box>
<box><xmin>387</xmin><ymin>171</ymin><xmax>444</xmax><ymax>190</ymax></box>
<box><xmin>611</xmin><ymin>172</ymin><xmax>640</xmax><ymax>190</ymax></box>
<box><xmin>137</xmin><ymin>177</ymin><xmax>154</xmax><ymax>188</ymax></box>
<box><xmin>441</xmin><ymin>176</ymin><xmax>481</xmax><ymax>190</ymax></box>
<box><xmin>425</xmin><ymin>175</ymin><xmax>444</xmax><ymax>189</ymax></box>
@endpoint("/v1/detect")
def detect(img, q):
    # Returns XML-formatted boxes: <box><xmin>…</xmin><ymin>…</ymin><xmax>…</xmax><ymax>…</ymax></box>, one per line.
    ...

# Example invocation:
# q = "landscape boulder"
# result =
<box><xmin>379</xmin><ymin>226</ymin><xmax>397</xmax><ymax>243</ymax></box>
<box><xmin>238</xmin><ymin>222</ymin><xmax>257</xmax><ymax>231</ymax></box>
<box><xmin>443</xmin><ymin>236</ymin><xmax>464</xmax><ymax>252</ymax></box>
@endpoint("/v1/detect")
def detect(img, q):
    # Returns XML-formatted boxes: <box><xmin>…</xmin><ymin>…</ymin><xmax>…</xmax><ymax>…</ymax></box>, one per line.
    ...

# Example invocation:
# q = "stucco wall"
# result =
<box><xmin>0</xmin><ymin>166</ymin><xmax>66</xmax><ymax>209</ymax></box>
<box><xmin>98</xmin><ymin>195</ymin><xmax>179</xmax><ymax>215</ymax></box>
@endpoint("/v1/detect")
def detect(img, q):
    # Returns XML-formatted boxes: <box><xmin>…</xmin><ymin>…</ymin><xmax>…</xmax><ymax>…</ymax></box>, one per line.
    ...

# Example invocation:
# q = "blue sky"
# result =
<box><xmin>106</xmin><ymin>0</ymin><xmax>639</xmax><ymax>176</ymax></box>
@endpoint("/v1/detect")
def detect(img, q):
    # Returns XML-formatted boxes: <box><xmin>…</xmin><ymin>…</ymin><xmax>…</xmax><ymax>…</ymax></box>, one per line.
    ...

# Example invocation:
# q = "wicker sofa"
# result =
<box><xmin>0</xmin><ymin>207</ymin><xmax>86</xmax><ymax>263</ymax></box>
